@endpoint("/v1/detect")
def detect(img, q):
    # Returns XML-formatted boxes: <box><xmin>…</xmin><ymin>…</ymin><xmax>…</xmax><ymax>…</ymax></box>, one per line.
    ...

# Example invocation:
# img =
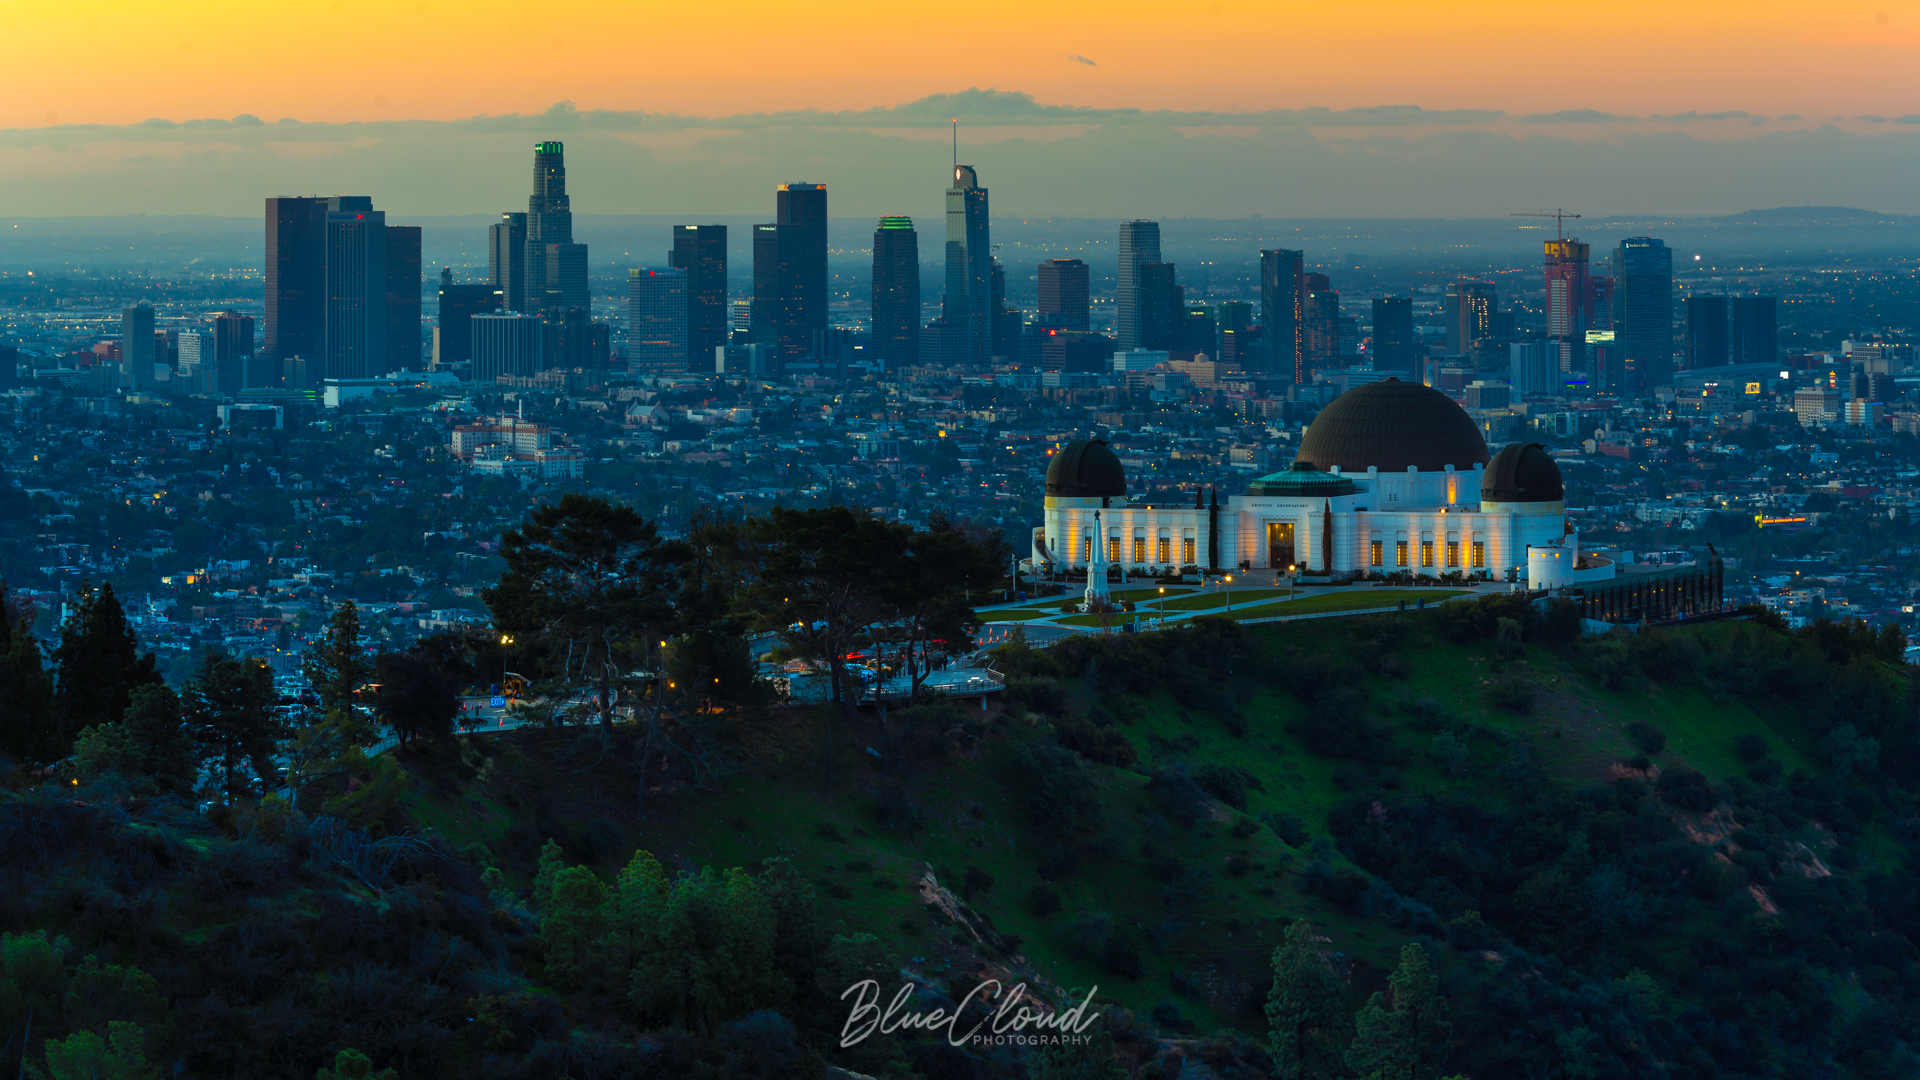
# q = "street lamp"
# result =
<box><xmin>1158</xmin><ymin>586</ymin><xmax>1166</xmax><ymax>627</ymax></box>
<box><xmin>1224</xmin><ymin>574</ymin><xmax>1233</xmax><ymax>612</ymax></box>
<box><xmin>1288</xmin><ymin>563</ymin><xmax>1296</xmax><ymax>602</ymax></box>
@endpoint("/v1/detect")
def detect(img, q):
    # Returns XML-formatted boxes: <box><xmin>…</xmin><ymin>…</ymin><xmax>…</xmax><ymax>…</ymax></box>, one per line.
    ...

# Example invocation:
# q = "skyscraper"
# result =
<box><xmin>323</xmin><ymin>196</ymin><xmax>386</xmax><ymax>382</ymax></box>
<box><xmin>1371</xmin><ymin>297</ymin><xmax>1414</xmax><ymax>374</ymax></box>
<box><xmin>437</xmin><ymin>268</ymin><xmax>502</xmax><ymax>366</ymax></box>
<box><xmin>1137</xmin><ymin>261</ymin><xmax>1179</xmax><ymax>350</ymax></box>
<box><xmin>870</xmin><ymin>216</ymin><xmax>920</xmax><ymax>366</ymax></box>
<box><xmin>1729</xmin><ymin>296</ymin><xmax>1778</xmax><ymax>365</ymax></box>
<box><xmin>1543</xmin><ymin>239</ymin><xmax>1592</xmax><ymax>374</ymax></box>
<box><xmin>670</xmin><ymin>225</ymin><xmax>728</xmax><ymax>371</ymax></box>
<box><xmin>470</xmin><ymin>312</ymin><xmax>545</xmax><ymax>383</ymax></box>
<box><xmin>753</xmin><ymin>182</ymin><xmax>829</xmax><ymax>364</ymax></box>
<box><xmin>1037</xmin><ymin>259</ymin><xmax>1090</xmax><ymax>331</ymax></box>
<box><xmin>1612</xmin><ymin>237</ymin><xmax>1674</xmax><ymax>396</ymax></box>
<box><xmin>628</xmin><ymin>267</ymin><xmax>689</xmax><ymax>376</ymax></box>
<box><xmin>489</xmin><ymin>212</ymin><xmax>528</xmax><ymax>312</ymax></box>
<box><xmin>1304</xmin><ymin>273</ymin><xmax>1339</xmax><ymax>374</ymax></box>
<box><xmin>1259</xmin><ymin>249</ymin><xmax>1305</xmax><ymax>381</ymax></box>
<box><xmin>120</xmin><ymin>303</ymin><xmax>156</xmax><ymax>391</ymax></box>
<box><xmin>212</xmin><ymin>309</ymin><xmax>255</xmax><ymax>393</ymax></box>
<box><xmin>1684</xmin><ymin>295</ymin><xmax>1729</xmax><ymax>369</ymax></box>
<box><xmin>1117</xmin><ymin>221</ymin><xmax>1162</xmax><ymax>352</ymax></box>
<box><xmin>385</xmin><ymin>225</ymin><xmax>422</xmax><ymax>372</ymax></box>
<box><xmin>1446</xmin><ymin>280</ymin><xmax>1498</xmax><ymax>356</ymax></box>
<box><xmin>945</xmin><ymin>165</ymin><xmax>992</xmax><ymax>364</ymax></box>
<box><xmin>523</xmin><ymin>142</ymin><xmax>578</xmax><ymax>314</ymax></box>
<box><xmin>264</xmin><ymin>196</ymin><xmax>327</xmax><ymax>369</ymax></box>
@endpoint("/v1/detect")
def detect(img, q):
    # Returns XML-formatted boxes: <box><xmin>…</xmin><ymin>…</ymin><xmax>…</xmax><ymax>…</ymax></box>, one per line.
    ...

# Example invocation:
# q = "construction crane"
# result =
<box><xmin>1511</xmin><ymin>208</ymin><xmax>1581</xmax><ymax>240</ymax></box>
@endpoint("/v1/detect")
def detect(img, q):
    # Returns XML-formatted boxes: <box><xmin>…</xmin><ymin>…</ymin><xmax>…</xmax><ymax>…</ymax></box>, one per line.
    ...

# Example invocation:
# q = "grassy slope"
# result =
<box><xmin>395</xmin><ymin>613</ymin><xmax>1821</xmax><ymax>1041</ymax></box>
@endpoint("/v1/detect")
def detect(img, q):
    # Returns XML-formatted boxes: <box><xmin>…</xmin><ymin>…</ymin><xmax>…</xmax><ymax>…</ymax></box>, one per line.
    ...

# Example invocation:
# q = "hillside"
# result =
<box><xmin>5</xmin><ymin>597</ymin><xmax>1919</xmax><ymax>1078</ymax></box>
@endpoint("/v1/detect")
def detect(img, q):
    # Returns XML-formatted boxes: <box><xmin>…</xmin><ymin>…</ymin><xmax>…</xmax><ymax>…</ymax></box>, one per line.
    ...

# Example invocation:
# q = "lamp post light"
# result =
<box><xmin>1224</xmin><ymin>574</ymin><xmax>1233</xmax><ymax>612</ymax></box>
<box><xmin>1158</xmin><ymin>586</ymin><xmax>1166</xmax><ymax>627</ymax></box>
<box><xmin>498</xmin><ymin>633</ymin><xmax>513</xmax><ymax>700</ymax></box>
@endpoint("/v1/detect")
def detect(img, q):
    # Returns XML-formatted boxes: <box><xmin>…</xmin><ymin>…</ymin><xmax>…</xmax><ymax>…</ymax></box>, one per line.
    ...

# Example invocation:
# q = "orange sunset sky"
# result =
<box><xmin>0</xmin><ymin>0</ymin><xmax>1914</xmax><ymax>128</ymax></box>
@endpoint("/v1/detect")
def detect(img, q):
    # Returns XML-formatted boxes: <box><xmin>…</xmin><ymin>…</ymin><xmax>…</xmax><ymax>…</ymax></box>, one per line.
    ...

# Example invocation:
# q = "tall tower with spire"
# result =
<box><xmin>944</xmin><ymin>126</ymin><xmax>993</xmax><ymax>366</ymax></box>
<box><xmin>524</xmin><ymin>141</ymin><xmax>588</xmax><ymax>316</ymax></box>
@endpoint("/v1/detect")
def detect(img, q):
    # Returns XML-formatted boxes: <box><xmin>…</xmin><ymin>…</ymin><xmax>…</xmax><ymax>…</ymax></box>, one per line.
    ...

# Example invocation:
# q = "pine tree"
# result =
<box><xmin>0</xmin><ymin>582</ymin><xmax>58</xmax><ymax>764</ymax></box>
<box><xmin>51</xmin><ymin>582</ymin><xmax>161</xmax><ymax>753</ymax></box>
<box><xmin>1267</xmin><ymin>919</ymin><xmax>1353</xmax><ymax>1080</ymax></box>
<box><xmin>183</xmin><ymin>651</ymin><xmax>279</xmax><ymax>800</ymax></box>
<box><xmin>72</xmin><ymin>683</ymin><xmax>198</xmax><ymax>794</ymax></box>
<box><xmin>1346</xmin><ymin>943</ymin><xmax>1453</xmax><ymax>1080</ymax></box>
<box><xmin>304</xmin><ymin>601</ymin><xmax>370</xmax><ymax>714</ymax></box>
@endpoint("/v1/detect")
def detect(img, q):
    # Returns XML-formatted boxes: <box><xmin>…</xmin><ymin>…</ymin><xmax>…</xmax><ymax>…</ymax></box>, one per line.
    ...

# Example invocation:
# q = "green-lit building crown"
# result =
<box><xmin>877</xmin><ymin>216</ymin><xmax>914</xmax><ymax>230</ymax></box>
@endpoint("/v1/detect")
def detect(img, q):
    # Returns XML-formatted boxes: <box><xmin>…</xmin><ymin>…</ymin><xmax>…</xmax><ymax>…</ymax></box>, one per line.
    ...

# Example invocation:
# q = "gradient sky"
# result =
<box><xmin>2</xmin><ymin>0</ymin><xmax>1916</xmax><ymax>127</ymax></box>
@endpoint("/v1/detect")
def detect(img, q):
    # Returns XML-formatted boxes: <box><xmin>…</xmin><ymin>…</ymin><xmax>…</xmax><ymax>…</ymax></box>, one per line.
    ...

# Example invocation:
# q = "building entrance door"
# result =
<box><xmin>1267</xmin><ymin>522</ymin><xmax>1295</xmax><ymax>569</ymax></box>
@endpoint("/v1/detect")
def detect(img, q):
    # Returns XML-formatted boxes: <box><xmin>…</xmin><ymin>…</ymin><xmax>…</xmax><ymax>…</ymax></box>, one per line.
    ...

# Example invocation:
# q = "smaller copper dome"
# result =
<box><xmin>1482</xmin><ymin>442</ymin><xmax>1564</xmax><ymax>503</ymax></box>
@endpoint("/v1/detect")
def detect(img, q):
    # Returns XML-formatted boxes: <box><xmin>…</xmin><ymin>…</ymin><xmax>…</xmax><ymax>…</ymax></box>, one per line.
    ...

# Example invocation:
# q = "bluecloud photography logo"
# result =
<box><xmin>840</xmin><ymin>979</ymin><xmax>1103</xmax><ymax>1048</ymax></box>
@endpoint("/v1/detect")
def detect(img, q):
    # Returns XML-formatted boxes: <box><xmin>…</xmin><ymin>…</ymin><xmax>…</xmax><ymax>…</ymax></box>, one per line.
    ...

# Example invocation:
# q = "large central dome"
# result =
<box><xmin>1297</xmin><ymin>378</ymin><xmax>1490</xmax><ymax>474</ymax></box>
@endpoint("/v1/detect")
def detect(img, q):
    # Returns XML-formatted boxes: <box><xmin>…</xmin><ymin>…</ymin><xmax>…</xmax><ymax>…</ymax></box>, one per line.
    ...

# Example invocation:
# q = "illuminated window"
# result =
<box><xmin>1182</xmin><ymin>537</ymin><xmax>1195</xmax><ymax>564</ymax></box>
<box><xmin>1371</xmin><ymin>540</ymin><xmax>1384</xmax><ymax>567</ymax></box>
<box><xmin>1420</xmin><ymin>541</ymin><xmax>1434</xmax><ymax>567</ymax></box>
<box><xmin>1471</xmin><ymin>541</ymin><xmax>1485</xmax><ymax>568</ymax></box>
<box><xmin>1157</xmin><ymin>537</ymin><xmax>1171</xmax><ymax>564</ymax></box>
<box><xmin>1396</xmin><ymin>541</ymin><xmax>1408</xmax><ymax>566</ymax></box>
<box><xmin>1109</xmin><ymin>536</ymin><xmax>1123</xmax><ymax>562</ymax></box>
<box><xmin>1133</xmin><ymin>537</ymin><xmax>1146</xmax><ymax>563</ymax></box>
<box><xmin>1446</xmin><ymin>541</ymin><xmax>1459</xmax><ymax>568</ymax></box>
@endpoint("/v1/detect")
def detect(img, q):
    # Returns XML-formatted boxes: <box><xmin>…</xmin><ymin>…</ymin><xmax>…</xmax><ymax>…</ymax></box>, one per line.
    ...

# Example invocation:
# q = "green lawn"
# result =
<box><xmin>1241</xmin><ymin>588</ymin><xmax>1471</xmax><ymax>618</ymax></box>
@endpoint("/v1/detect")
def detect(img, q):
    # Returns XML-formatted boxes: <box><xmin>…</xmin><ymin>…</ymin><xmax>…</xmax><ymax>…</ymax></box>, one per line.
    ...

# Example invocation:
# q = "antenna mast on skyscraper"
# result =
<box><xmin>951</xmin><ymin>119</ymin><xmax>958</xmax><ymax>168</ymax></box>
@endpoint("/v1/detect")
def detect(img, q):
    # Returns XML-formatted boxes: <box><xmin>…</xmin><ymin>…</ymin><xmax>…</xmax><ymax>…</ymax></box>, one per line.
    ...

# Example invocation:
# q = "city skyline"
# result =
<box><xmin>5</xmin><ymin>90</ymin><xmax>1920</xmax><ymax>220</ymax></box>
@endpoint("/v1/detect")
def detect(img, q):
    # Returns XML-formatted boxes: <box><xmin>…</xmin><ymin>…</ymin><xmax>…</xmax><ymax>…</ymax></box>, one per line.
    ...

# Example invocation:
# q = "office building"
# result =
<box><xmin>264</xmin><ymin>196</ymin><xmax>327</xmax><ymax>367</ymax></box>
<box><xmin>628</xmin><ymin>267</ymin><xmax>689</xmax><ymax>376</ymax></box>
<box><xmin>1612</xmin><ymin>237</ymin><xmax>1674</xmax><ymax>396</ymax></box>
<box><xmin>1543</xmin><ymin>239</ymin><xmax>1592</xmax><ymax>374</ymax></box>
<box><xmin>1510</xmin><ymin>341</ymin><xmax>1559</xmax><ymax>395</ymax></box>
<box><xmin>323</xmin><ymin>196</ymin><xmax>386</xmax><ymax>382</ymax></box>
<box><xmin>1260</xmin><ymin>249</ymin><xmax>1305</xmax><ymax>381</ymax></box>
<box><xmin>120</xmin><ymin>303</ymin><xmax>156</xmax><ymax>390</ymax></box>
<box><xmin>1116</xmin><ymin>221</ymin><xmax>1162</xmax><ymax>351</ymax></box>
<box><xmin>1445</xmin><ymin>281</ymin><xmax>1498</xmax><ymax>356</ymax></box>
<box><xmin>1137</xmin><ymin>261</ymin><xmax>1180</xmax><ymax>350</ymax></box>
<box><xmin>1038</xmin><ymin>259</ymin><xmax>1091</xmax><ymax>331</ymax></box>
<box><xmin>870</xmin><ymin>216</ymin><xmax>920</xmax><ymax>366</ymax></box>
<box><xmin>471</xmin><ymin>312</ymin><xmax>545</xmax><ymax>383</ymax></box>
<box><xmin>436</xmin><ymin>268</ymin><xmax>502</xmax><ymax>366</ymax></box>
<box><xmin>175</xmin><ymin>329</ymin><xmax>214</xmax><ymax>394</ymax></box>
<box><xmin>945</xmin><ymin>165</ymin><xmax>992</xmax><ymax>364</ymax></box>
<box><xmin>212</xmin><ymin>309</ymin><xmax>256</xmax><ymax>391</ymax></box>
<box><xmin>385</xmin><ymin>225</ymin><xmax>421</xmax><ymax>371</ymax></box>
<box><xmin>670</xmin><ymin>225</ymin><xmax>728</xmax><ymax>371</ymax></box>
<box><xmin>1684</xmin><ymin>295</ymin><xmax>1729</xmax><ymax>369</ymax></box>
<box><xmin>489</xmin><ymin>212</ymin><xmax>528</xmax><ymax>312</ymax></box>
<box><xmin>523</xmin><ymin>142</ymin><xmax>585</xmax><ymax>315</ymax></box>
<box><xmin>752</xmin><ymin>182</ymin><xmax>829</xmax><ymax>363</ymax></box>
<box><xmin>1729</xmin><ymin>296</ymin><xmax>1778</xmax><ymax>365</ymax></box>
<box><xmin>1304</xmin><ymin>274</ymin><xmax>1339</xmax><ymax>374</ymax></box>
<box><xmin>990</xmin><ymin>260</ymin><xmax>1021</xmax><ymax>361</ymax></box>
<box><xmin>1371</xmin><ymin>297</ymin><xmax>1414</xmax><ymax>374</ymax></box>
<box><xmin>1041</xmin><ymin>329</ymin><xmax>1113</xmax><ymax>373</ymax></box>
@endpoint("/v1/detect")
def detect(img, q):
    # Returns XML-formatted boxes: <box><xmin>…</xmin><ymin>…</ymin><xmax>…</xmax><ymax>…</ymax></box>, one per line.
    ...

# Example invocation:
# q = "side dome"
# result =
<box><xmin>1045</xmin><ymin>439</ymin><xmax>1127</xmax><ymax>498</ymax></box>
<box><xmin>1482</xmin><ymin>442</ymin><xmax>1564</xmax><ymax>503</ymax></box>
<box><xmin>1296</xmin><ymin>377</ymin><xmax>1490</xmax><ymax>473</ymax></box>
<box><xmin>1246</xmin><ymin>460</ymin><xmax>1357</xmax><ymax>497</ymax></box>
